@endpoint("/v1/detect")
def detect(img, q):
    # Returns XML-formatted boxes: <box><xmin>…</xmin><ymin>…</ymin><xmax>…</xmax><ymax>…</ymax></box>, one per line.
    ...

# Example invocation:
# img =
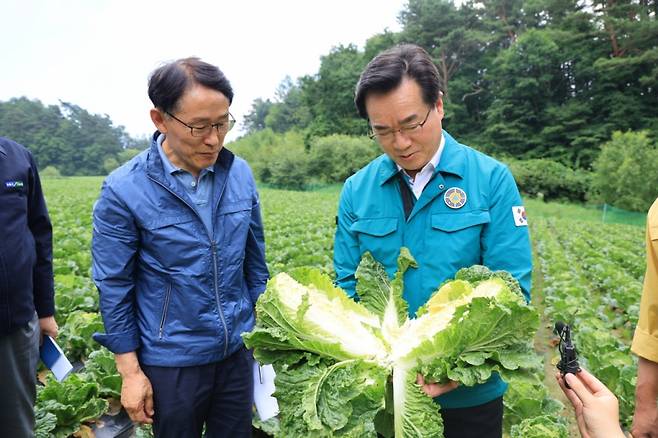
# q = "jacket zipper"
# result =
<box><xmin>147</xmin><ymin>175</ymin><xmax>230</xmax><ymax>357</ymax></box>
<box><xmin>210</xmin><ymin>241</ymin><xmax>228</xmax><ymax>356</ymax></box>
<box><xmin>158</xmin><ymin>283</ymin><xmax>172</xmax><ymax>340</ymax></box>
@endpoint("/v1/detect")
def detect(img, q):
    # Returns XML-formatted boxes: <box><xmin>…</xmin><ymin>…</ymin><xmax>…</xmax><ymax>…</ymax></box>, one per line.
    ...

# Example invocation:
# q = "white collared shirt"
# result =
<box><xmin>397</xmin><ymin>134</ymin><xmax>445</xmax><ymax>199</ymax></box>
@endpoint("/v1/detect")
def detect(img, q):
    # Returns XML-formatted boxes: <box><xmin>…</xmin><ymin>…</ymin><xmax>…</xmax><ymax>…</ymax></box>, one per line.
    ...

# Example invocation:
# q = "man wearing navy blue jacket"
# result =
<box><xmin>92</xmin><ymin>58</ymin><xmax>269</xmax><ymax>438</ymax></box>
<box><xmin>0</xmin><ymin>137</ymin><xmax>57</xmax><ymax>437</ymax></box>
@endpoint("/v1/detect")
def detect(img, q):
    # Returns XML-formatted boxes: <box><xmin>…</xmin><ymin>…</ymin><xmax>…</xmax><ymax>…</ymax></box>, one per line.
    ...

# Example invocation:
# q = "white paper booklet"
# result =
<box><xmin>252</xmin><ymin>362</ymin><xmax>279</xmax><ymax>421</ymax></box>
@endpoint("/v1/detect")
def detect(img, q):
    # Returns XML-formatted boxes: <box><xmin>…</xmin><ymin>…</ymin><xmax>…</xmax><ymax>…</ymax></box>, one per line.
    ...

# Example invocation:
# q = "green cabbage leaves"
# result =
<box><xmin>243</xmin><ymin>249</ymin><xmax>539</xmax><ymax>437</ymax></box>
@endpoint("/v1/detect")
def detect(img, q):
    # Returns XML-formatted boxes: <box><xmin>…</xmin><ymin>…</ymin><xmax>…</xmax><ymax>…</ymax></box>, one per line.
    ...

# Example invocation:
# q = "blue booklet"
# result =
<box><xmin>40</xmin><ymin>336</ymin><xmax>73</xmax><ymax>382</ymax></box>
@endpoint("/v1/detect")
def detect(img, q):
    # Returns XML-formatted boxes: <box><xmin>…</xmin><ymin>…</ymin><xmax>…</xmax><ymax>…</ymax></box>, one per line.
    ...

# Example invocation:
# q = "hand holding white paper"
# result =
<box><xmin>252</xmin><ymin>362</ymin><xmax>279</xmax><ymax>421</ymax></box>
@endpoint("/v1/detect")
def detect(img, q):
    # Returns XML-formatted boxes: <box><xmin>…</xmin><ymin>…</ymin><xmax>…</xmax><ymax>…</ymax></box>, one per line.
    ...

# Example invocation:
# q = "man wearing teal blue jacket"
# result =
<box><xmin>334</xmin><ymin>44</ymin><xmax>532</xmax><ymax>438</ymax></box>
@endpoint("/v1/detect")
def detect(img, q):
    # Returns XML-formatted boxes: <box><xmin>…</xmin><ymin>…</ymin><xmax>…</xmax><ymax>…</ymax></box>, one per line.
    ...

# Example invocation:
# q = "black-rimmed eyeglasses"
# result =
<box><xmin>166</xmin><ymin>111</ymin><xmax>236</xmax><ymax>138</ymax></box>
<box><xmin>368</xmin><ymin>107</ymin><xmax>433</xmax><ymax>140</ymax></box>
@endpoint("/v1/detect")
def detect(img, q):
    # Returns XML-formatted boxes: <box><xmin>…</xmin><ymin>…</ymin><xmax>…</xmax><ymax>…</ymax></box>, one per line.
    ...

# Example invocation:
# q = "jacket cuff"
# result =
<box><xmin>93</xmin><ymin>330</ymin><xmax>140</xmax><ymax>354</ymax></box>
<box><xmin>35</xmin><ymin>300</ymin><xmax>55</xmax><ymax>318</ymax></box>
<box><xmin>248</xmin><ymin>285</ymin><xmax>267</xmax><ymax>305</ymax></box>
<box><xmin>335</xmin><ymin>279</ymin><xmax>357</xmax><ymax>299</ymax></box>
<box><xmin>632</xmin><ymin>328</ymin><xmax>658</xmax><ymax>363</ymax></box>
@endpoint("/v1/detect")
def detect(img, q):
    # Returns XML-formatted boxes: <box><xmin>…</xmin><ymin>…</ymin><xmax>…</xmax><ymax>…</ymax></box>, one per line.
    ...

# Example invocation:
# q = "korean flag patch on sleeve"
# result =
<box><xmin>512</xmin><ymin>206</ymin><xmax>528</xmax><ymax>227</ymax></box>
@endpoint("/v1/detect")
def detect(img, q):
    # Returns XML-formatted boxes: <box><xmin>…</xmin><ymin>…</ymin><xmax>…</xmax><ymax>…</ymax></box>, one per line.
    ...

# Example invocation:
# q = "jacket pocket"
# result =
<box><xmin>650</xmin><ymin>224</ymin><xmax>658</xmax><ymax>241</ymax></box>
<box><xmin>143</xmin><ymin>214</ymin><xmax>196</xmax><ymax>230</ymax></box>
<box><xmin>350</xmin><ymin>217</ymin><xmax>398</xmax><ymax>237</ymax></box>
<box><xmin>349</xmin><ymin>218</ymin><xmax>400</xmax><ymax>264</ymax></box>
<box><xmin>1</xmin><ymin>190</ymin><xmax>27</xmax><ymax>216</ymax></box>
<box><xmin>218</xmin><ymin>199</ymin><xmax>251</xmax><ymax>215</ymax></box>
<box><xmin>158</xmin><ymin>283</ymin><xmax>173</xmax><ymax>340</ymax></box>
<box><xmin>431</xmin><ymin>210</ymin><xmax>490</xmax><ymax>233</ymax></box>
<box><xmin>429</xmin><ymin>210</ymin><xmax>490</xmax><ymax>267</ymax></box>
<box><xmin>141</xmin><ymin>215</ymin><xmax>200</xmax><ymax>271</ymax></box>
<box><xmin>217</xmin><ymin>199</ymin><xmax>252</xmax><ymax>260</ymax></box>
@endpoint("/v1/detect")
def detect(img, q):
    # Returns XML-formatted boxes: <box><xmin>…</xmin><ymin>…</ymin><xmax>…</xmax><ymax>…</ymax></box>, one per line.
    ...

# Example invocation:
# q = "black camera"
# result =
<box><xmin>554</xmin><ymin>321</ymin><xmax>581</xmax><ymax>388</ymax></box>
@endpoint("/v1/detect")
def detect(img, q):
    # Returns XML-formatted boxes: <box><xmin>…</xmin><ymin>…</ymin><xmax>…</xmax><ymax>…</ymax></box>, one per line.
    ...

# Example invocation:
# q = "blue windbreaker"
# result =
<box><xmin>92</xmin><ymin>133</ymin><xmax>269</xmax><ymax>367</ymax></box>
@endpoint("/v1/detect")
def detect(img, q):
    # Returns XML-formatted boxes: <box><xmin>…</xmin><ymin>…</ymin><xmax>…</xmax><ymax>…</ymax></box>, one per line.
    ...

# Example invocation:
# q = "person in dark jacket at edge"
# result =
<box><xmin>0</xmin><ymin>136</ymin><xmax>57</xmax><ymax>437</ymax></box>
<box><xmin>91</xmin><ymin>58</ymin><xmax>269</xmax><ymax>438</ymax></box>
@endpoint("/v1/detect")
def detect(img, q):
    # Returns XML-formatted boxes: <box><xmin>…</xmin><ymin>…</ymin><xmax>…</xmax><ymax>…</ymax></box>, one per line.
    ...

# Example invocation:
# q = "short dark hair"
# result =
<box><xmin>354</xmin><ymin>44</ymin><xmax>441</xmax><ymax>119</ymax></box>
<box><xmin>148</xmin><ymin>57</ymin><xmax>234</xmax><ymax>113</ymax></box>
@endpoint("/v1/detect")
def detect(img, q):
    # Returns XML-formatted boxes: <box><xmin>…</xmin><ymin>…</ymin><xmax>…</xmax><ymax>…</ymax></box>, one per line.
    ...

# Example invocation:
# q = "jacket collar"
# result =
<box><xmin>145</xmin><ymin>131</ymin><xmax>235</xmax><ymax>183</ymax></box>
<box><xmin>377</xmin><ymin>129</ymin><xmax>466</xmax><ymax>186</ymax></box>
<box><xmin>0</xmin><ymin>142</ymin><xmax>6</xmax><ymax>157</ymax></box>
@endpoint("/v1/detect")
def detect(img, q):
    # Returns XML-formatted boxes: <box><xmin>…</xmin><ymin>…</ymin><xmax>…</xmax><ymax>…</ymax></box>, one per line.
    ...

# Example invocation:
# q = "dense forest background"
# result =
<box><xmin>232</xmin><ymin>0</ymin><xmax>658</xmax><ymax>210</ymax></box>
<box><xmin>1</xmin><ymin>0</ymin><xmax>656</xmax><ymax>210</ymax></box>
<box><xmin>0</xmin><ymin>98</ymin><xmax>148</xmax><ymax>176</ymax></box>
<box><xmin>240</xmin><ymin>0</ymin><xmax>658</xmax><ymax>162</ymax></box>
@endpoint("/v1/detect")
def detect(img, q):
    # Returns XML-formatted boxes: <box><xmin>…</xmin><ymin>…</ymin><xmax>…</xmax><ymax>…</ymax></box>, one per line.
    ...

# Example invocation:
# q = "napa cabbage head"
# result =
<box><xmin>355</xmin><ymin>248</ymin><xmax>415</xmax><ymax>340</ymax></box>
<box><xmin>244</xmin><ymin>271</ymin><xmax>389</xmax><ymax>364</ymax></box>
<box><xmin>243</xmin><ymin>253</ymin><xmax>539</xmax><ymax>438</ymax></box>
<box><xmin>243</xmin><ymin>269</ymin><xmax>393</xmax><ymax>437</ymax></box>
<box><xmin>387</xmin><ymin>269</ymin><xmax>536</xmax><ymax>438</ymax></box>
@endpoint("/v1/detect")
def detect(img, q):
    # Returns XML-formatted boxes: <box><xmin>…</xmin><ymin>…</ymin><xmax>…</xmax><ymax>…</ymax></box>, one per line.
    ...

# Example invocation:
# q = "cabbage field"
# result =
<box><xmin>36</xmin><ymin>177</ymin><xmax>646</xmax><ymax>437</ymax></box>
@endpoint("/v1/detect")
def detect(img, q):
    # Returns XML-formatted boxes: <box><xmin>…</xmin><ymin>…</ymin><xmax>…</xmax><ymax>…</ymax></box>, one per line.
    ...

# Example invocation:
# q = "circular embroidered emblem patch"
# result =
<box><xmin>444</xmin><ymin>187</ymin><xmax>467</xmax><ymax>209</ymax></box>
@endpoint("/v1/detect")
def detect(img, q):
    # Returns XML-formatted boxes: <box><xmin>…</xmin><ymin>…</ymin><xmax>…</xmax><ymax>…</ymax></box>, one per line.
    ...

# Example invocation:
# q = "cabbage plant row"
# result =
<box><xmin>36</xmin><ymin>179</ymin><xmax>646</xmax><ymax>437</ymax></box>
<box><xmin>532</xmin><ymin>217</ymin><xmax>645</xmax><ymax>427</ymax></box>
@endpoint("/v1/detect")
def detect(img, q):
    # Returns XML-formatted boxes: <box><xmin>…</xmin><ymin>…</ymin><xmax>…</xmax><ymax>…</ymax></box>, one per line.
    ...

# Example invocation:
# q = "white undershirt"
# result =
<box><xmin>397</xmin><ymin>134</ymin><xmax>445</xmax><ymax>199</ymax></box>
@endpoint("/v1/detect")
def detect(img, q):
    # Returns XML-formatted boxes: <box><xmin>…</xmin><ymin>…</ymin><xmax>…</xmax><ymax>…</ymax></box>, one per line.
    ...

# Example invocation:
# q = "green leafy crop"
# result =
<box><xmin>36</xmin><ymin>374</ymin><xmax>108</xmax><ymax>437</ymax></box>
<box><xmin>243</xmin><ymin>249</ymin><xmax>539</xmax><ymax>437</ymax></box>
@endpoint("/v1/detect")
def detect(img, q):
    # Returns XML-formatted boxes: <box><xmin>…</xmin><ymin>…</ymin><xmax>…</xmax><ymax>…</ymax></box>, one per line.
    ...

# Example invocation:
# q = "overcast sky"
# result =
<box><xmin>1</xmin><ymin>0</ymin><xmax>406</xmax><ymax>143</ymax></box>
